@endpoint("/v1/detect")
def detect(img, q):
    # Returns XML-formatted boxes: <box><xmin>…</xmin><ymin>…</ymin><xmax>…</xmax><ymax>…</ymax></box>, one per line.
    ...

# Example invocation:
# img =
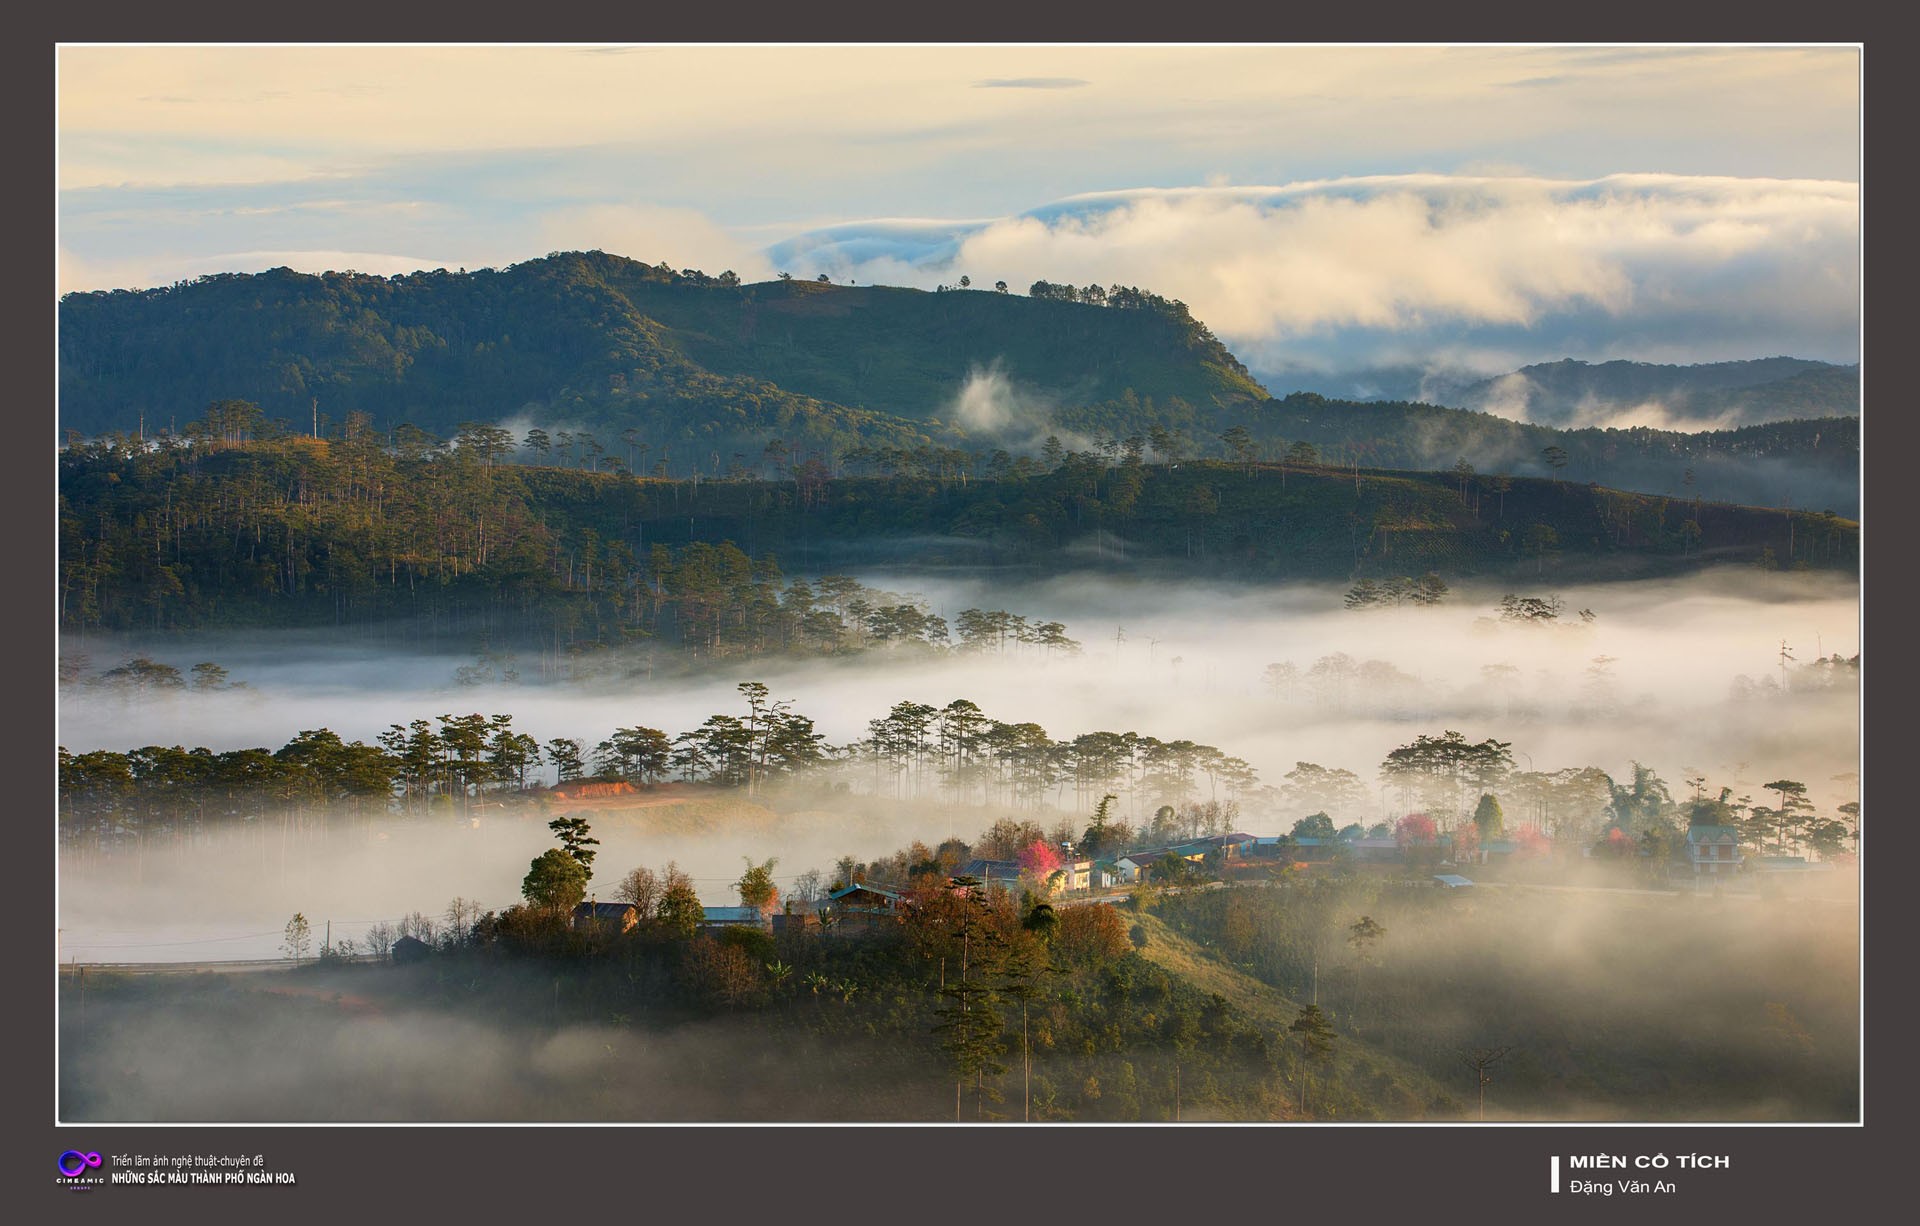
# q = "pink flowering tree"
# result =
<box><xmin>1017</xmin><ymin>839</ymin><xmax>1065</xmax><ymax>883</ymax></box>
<box><xmin>1395</xmin><ymin>813</ymin><xmax>1440</xmax><ymax>869</ymax></box>
<box><xmin>1393</xmin><ymin>813</ymin><xmax>1437</xmax><ymax>848</ymax></box>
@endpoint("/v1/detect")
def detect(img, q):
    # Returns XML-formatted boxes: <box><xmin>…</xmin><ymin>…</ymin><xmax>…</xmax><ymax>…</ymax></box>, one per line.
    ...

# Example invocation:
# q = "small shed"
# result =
<box><xmin>771</xmin><ymin>911</ymin><xmax>822</xmax><ymax>936</ymax></box>
<box><xmin>391</xmin><ymin>935</ymin><xmax>433</xmax><ymax>963</ymax></box>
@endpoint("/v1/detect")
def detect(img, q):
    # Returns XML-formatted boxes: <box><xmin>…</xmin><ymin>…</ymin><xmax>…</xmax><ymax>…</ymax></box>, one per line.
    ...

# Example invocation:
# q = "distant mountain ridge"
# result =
<box><xmin>58</xmin><ymin>255</ymin><xmax>1857</xmax><ymax>512</ymax></box>
<box><xmin>1255</xmin><ymin>356</ymin><xmax>1859</xmax><ymax>430</ymax></box>
<box><xmin>1457</xmin><ymin>357</ymin><xmax>1859</xmax><ymax>428</ymax></box>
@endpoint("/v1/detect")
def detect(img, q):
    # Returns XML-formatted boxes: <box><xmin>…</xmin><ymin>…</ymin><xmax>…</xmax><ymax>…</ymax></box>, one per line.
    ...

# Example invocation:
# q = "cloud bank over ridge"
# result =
<box><xmin>770</xmin><ymin>174</ymin><xmax>1859</xmax><ymax>375</ymax></box>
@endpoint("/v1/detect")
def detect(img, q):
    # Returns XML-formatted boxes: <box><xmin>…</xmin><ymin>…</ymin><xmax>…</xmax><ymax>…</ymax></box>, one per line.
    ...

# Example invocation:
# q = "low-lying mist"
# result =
<box><xmin>1153</xmin><ymin>879</ymin><xmax>1858</xmax><ymax>1121</ymax></box>
<box><xmin>59</xmin><ymin>801</ymin><xmax>971</xmax><ymax>963</ymax></box>
<box><xmin>58</xmin><ymin>865</ymin><xmax>1859</xmax><ymax>1122</ymax></box>
<box><xmin>59</xmin><ymin>965</ymin><xmax>940</xmax><ymax>1122</ymax></box>
<box><xmin>59</xmin><ymin>566</ymin><xmax>1859</xmax><ymax>961</ymax></box>
<box><xmin>60</xmin><ymin>567</ymin><xmax>1860</xmax><ymax>784</ymax></box>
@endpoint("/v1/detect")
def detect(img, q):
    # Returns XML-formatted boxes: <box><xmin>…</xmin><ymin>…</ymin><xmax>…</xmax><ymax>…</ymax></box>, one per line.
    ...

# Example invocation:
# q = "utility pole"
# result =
<box><xmin>1463</xmin><ymin>1046</ymin><xmax>1513</xmax><ymax>1121</ymax></box>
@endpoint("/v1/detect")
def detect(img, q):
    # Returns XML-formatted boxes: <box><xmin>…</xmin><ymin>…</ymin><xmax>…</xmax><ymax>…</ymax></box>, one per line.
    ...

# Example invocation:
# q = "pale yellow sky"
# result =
<box><xmin>58</xmin><ymin>45</ymin><xmax>1858</xmax><ymax>190</ymax></box>
<box><xmin>56</xmin><ymin>45</ymin><xmax>1862</xmax><ymax>369</ymax></box>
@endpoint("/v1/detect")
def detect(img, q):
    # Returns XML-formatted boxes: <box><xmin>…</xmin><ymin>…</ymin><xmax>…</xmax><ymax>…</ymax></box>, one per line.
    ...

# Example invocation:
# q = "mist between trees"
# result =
<box><xmin>60</xmin><ymin>657</ymin><xmax>1860</xmax><ymax>881</ymax></box>
<box><xmin>58</xmin><ymin>796</ymin><xmax>1858</xmax><ymax>1124</ymax></box>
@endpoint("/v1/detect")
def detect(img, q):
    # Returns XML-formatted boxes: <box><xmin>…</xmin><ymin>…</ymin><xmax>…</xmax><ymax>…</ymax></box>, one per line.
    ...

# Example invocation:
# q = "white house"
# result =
<box><xmin>1685</xmin><ymin>825</ymin><xmax>1743</xmax><ymax>876</ymax></box>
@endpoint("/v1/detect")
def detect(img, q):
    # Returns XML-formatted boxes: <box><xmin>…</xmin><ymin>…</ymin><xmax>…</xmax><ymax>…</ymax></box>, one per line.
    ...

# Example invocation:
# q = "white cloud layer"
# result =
<box><xmin>781</xmin><ymin>174</ymin><xmax>1860</xmax><ymax>369</ymax></box>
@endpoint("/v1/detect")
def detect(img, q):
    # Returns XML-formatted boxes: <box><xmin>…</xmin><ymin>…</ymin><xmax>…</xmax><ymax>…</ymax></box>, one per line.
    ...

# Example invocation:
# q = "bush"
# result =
<box><xmin>680</xmin><ymin>935</ymin><xmax>766</xmax><ymax>1009</ymax></box>
<box><xmin>717</xmin><ymin>925</ymin><xmax>776</xmax><ymax>962</ymax></box>
<box><xmin>1055</xmin><ymin>905</ymin><xmax>1131</xmax><ymax>968</ymax></box>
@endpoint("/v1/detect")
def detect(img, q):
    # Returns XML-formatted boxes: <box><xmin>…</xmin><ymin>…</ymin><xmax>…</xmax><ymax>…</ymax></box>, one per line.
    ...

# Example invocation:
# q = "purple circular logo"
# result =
<box><xmin>58</xmin><ymin>1151</ymin><xmax>102</xmax><ymax>1178</ymax></box>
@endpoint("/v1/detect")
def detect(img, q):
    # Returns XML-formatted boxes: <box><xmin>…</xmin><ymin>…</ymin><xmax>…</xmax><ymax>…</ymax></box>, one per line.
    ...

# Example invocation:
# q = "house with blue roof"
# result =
<box><xmin>827</xmin><ymin>882</ymin><xmax>908</xmax><ymax>931</ymax></box>
<box><xmin>701</xmin><ymin>905</ymin><xmax>769</xmax><ymax>930</ymax></box>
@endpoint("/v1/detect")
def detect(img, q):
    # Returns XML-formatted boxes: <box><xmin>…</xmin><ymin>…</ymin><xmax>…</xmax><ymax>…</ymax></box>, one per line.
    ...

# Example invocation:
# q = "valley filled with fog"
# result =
<box><xmin>58</xmin><ymin>565</ymin><xmax>1860</xmax><ymax>964</ymax></box>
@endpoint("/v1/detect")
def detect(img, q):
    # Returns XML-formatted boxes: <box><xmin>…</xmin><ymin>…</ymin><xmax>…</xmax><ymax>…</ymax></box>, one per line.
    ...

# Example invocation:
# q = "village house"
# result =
<box><xmin>826</xmin><ymin>882</ymin><xmax>908</xmax><ymax>932</ymax></box>
<box><xmin>771</xmin><ymin>909</ymin><xmax>822</xmax><ymax>937</ymax></box>
<box><xmin>1053</xmin><ymin>858</ymin><xmax>1097</xmax><ymax>892</ymax></box>
<box><xmin>1209</xmin><ymin>832</ymin><xmax>1258</xmax><ymax>858</ymax></box>
<box><xmin>1685</xmin><ymin>825</ymin><xmax>1744</xmax><ymax>876</ymax></box>
<box><xmin>958</xmin><ymin>858</ymin><xmax>1025</xmax><ymax>894</ymax></box>
<box><xmin>1349</xmin><ymin>836</ymin><xmax>1404</xmax><ymax>863</ymax></box>
<box><xmin>1252</xmin><ymin>835</ymin><xmax>1339</xmax><ymax>862</ymax></box>
<box><xmin>701</xmin><ymin>905</ymin><xmax>769</xmax><ymax>931</ymax></box>
<box><xmin>571</xmin><ymin>901</ymin><xmax>640</xmax><ymax>934</ymax></box>
<box><xmin>1448</xmin><ymin>836</ymin><xmax>1522</xmax><ymax>866</ymax></box>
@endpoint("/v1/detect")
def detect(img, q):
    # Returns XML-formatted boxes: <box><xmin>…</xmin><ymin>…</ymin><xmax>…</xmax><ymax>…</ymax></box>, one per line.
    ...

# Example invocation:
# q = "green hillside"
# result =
<box><xmin>58</xmin><ymin>253</ymin><xmax>1857</xmax><ymax>515</ymax></box>
<box><xmin>57</xmin><ymin>252</ymin><xmax>1267</xmax><ymax>453</ymax></box>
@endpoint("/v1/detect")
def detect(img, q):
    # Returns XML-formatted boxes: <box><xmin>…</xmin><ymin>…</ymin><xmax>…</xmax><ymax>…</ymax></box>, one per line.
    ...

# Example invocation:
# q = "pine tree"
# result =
<box><xmin>931</xmin><ymin>878</ymin><xmax>1008</xmax><ymax>1120</ymax></box>
<box><xmin>1288</xmin><ymin>1003</ymin><xmax>1336</xmax><ymax>1115</ymax></box>
<box><xmin>548</xmin><ymin>815</ymin><xmax>600</xmax><ymax>879</ymax></box>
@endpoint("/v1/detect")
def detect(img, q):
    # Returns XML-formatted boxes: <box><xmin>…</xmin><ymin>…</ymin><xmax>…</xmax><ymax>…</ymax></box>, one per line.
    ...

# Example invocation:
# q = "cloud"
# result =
<box><xmin>764</xmin><ymin>217</ymin><xmax>989</xmax><ymax>281</ymax></box>
<box><xmin>772</xmin><ymin>174</ymin><xmax>1860</xmax><ymax>369</ymax></box>
<box><xmin>536</xmin><ymin>205</ymin><xmax>774</xmax><ymax>282</ymax></box>
<box><xmin>973</xmin><ymin>77</ymin><xmax>1090</xmax><ymax>90</ymax></box>
<box><xmin>943</xmin><ymin>360</ymin><xmax>1094</xmax><ymax>453</ymax></box>
<box><xmin>59</xmin><ymin>141</ymin><xmax>352</xmax><ymax>192</ymax></box>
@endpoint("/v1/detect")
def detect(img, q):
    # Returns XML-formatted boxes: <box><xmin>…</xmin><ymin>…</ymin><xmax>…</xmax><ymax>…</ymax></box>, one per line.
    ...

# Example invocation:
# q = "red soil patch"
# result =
<box><xmin>541</xmin><ymin>782</ymin><xmax>727</xmax><ymax>811</ymax></box>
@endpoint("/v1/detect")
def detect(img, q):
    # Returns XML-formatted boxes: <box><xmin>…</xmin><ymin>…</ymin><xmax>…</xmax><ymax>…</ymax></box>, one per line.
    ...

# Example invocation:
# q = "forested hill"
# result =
<box><xmin>57</xmin><ymin>253</ymin><xmax>1856</xmax><ymax>514</ymax></box>
<box><xmin>57</xmin><ymin>251</ymin><xmax>1268</xmax><ymax>450</ymax></box>
<box><xmin>59</xmin><ymin>434</ymin><xmax>1857</xmax><ymax>639</ymax></box>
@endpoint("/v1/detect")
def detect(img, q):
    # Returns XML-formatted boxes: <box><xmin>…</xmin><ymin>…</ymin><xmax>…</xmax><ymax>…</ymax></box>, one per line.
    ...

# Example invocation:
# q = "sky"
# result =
<box><xmin>56</xmin><ymin>44</ymin><xmax>1862</xmax><ymax>379</ymax></box>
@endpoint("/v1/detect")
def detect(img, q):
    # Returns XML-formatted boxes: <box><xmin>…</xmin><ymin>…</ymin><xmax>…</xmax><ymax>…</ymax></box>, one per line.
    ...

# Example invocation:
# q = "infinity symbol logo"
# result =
<box><xmin>58</xmin><ymin>1151</ymin><xmax>102</xmax><ymax>1178</ymax></box>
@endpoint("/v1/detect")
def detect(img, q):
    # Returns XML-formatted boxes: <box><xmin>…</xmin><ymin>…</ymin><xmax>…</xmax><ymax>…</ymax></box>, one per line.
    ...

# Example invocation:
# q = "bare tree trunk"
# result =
<box><xmin>1023</xmin><ymin>1003</ymin><xmax>1031</xmax><ymax>1122</ymax></box>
